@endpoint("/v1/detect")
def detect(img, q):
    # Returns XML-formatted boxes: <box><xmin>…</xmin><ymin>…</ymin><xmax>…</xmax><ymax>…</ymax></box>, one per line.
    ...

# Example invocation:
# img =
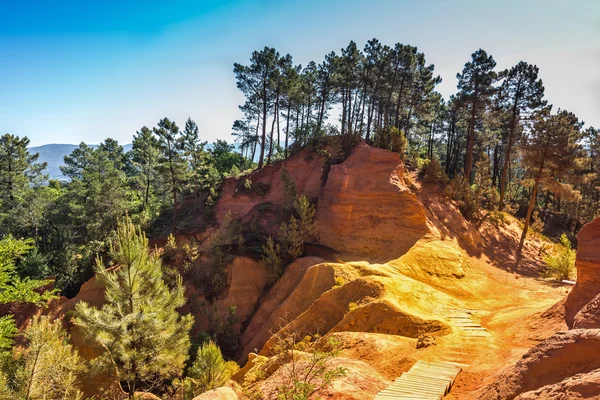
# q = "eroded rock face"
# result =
<box><xmin>316</xmin><ymin>143</ymin><xmax>429</xmax><ymax>260</ymax></box>
<box><xmin>565</xmin><ymin>217</ymin><xmax>600</xmax><ymax>328</ymax></box>
<box><xmin>573</xmin><ymin>293</ymin><xmax>600</xmax><ymax>329</ymax></box>
<box><xmin>239</xmin><ymin>257</ymin><xmax>326</xmax><ymax>362</ymax></box>
<box><xmin>479</xmin><ymin>329</ymin><xmax>600</xmax><ymax>400</ymax></box>
<box><xmin>216</xmin><ymin>256</ymin><xmax>269</xmax><ymax>327</ymax></box>
<box><xmin>514</xmin><ymin>368</ymin><xmax>600</xmax><ymax>400</ymax></box>
<box><xmin>192</xmin><ymin>387</ymin><xmax>239</xmax><ymax>400</ymax></box>
<box><xmin>215</xmin><ymin>149</ymin><xmax>325</xmax><ymax>224</ymax></box>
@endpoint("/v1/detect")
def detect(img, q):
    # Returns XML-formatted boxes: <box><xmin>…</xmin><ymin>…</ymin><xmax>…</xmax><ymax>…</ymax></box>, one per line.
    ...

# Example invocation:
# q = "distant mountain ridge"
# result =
<box><xmin>29</xmin><ymin>143</ymin><xmax>132</xmax><ymax>181</ymax></box>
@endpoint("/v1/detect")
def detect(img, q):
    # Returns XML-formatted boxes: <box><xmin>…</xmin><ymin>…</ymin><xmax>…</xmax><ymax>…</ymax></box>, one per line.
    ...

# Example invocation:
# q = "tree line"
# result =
<box><xmin>0</xmin><ymin>118</ymin><xmax>252</xmax><ymax>295</ymax></box>
<box><xmin>232</xmin><ymin>40</ymin><xmax>599</xmax><ymax>258</ymax></box>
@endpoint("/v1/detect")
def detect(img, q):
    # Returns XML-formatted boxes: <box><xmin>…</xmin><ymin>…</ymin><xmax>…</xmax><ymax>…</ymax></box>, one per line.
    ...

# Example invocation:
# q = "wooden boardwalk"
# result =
<box><xmin>447</xmin><ymin>309</ymin><xmax>489</xmax><ymax>338</ymax></box>
<box><xmin>375</xmin><ymin>309</ymin><xmax>488</xmax><ymax>399</ymax></box>
<box><xmin>375</xmin><ymin>360</ymin><xmax>462</xmax><ymax>399</ymax></box>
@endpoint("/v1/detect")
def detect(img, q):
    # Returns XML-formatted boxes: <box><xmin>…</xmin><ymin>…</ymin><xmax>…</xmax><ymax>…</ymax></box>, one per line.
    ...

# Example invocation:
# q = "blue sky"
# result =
<box><xmin>1</xmin><ymin>0</ymin><xmax>599</xmax><ymax>146</ymax></box>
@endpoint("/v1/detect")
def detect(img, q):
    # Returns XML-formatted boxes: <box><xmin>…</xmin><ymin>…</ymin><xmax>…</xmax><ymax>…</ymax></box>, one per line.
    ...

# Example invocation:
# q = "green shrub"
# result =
<box><xmin>543</xmin><ymin>234</ymin><xmax>576</xmax><ymax>281</ymax></box>
<box><xmin>445</xmin><ymin>174</ymin><xmax>478</xmax><ymax>219</ymax></box>
<box><xmin>262</xmin><ymin>237</ymin><xmax>283</xmax><ymax>281</ymax></box>
<box><xmin>186</xmin><ymin>341</ymin><xmax>239</xmax><ymax>395</ymax></box>
<box><xmin>281</xmin><ymin>166</ymin><xmax>297</xmax><ymax>206</ymax></box>
<box><xmin>423</xmin><ymin>156</ymin><xmax>448</xmax><ymax>183</ymax></box>
<box><xmin>472</xmin><ymin>153</ymin><xmax>498</xmax><ymax>211</ymax></box>
<box><xmin>333</xmin><ymin>276</ymin><xmax>345</xmax><ymax>288</ymax></box>
<box><xmin>261</xmin><ymin>194</ymin><xmax>316</xmax><ymax>281</ymax></box>
<box><xmin>182</xmin><ymin>237</ymin><xmax>199</xmax><ymax>264</ymax></box>
<box><xmin>162</xmin><ymin>233</ymin><xmax>178</xmax><ymax>262</ymax></box>
<box><xmin>347</xmin><ymin>302</ymin><xmax>358</xmax><ymax>313</ymax></box>
<box><xmin>488</xmin><ymin>210</ymin><xmax>507</xmax><ymax>226</ymax></box>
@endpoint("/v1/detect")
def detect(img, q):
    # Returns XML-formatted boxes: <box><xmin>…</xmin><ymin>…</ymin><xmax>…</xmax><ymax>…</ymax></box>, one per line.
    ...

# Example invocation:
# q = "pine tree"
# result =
<box><xmin>74</xmin><ymin>217</ymin><xmax>193</xmax><ymax>399</ymax></box>
<box><xmin>456</xmin><ymin>49</ymin><xmax>497</xmax><ymax>183</ymax></box>
<box><xmin>497</xmin><ymin>62</ymin><xmax>546</xmax><ymax>210</ymax></box>
<box><xmin>187</xmin><ymin>341</ymin><xmax>238</xmax><ymax>394</ymax></box>
<box><xmin>180</xmin><ymin>117</ymin><xmax>207</xmax><ymax>195</ymax></box>
<box><xmin>0</xmin><ymin>236</ymin><xmax>55</xmax><ymax>356</ymax></box>
<box><xmin>0</xmin><ymin>134</ymin><xmax>47</xmax><ymax>237</ymax></box>
<box><xmin>516</xmin><ymin>109</ymin><xmax>583</xmax><ymax>260</ymax></box>
<box><xmin>0</xmin><ymin>316</ymin><xmax>83</xmax><ymax>400</ymax></box>
<box><xmin>234</xmin><ymin>47</ymin><xmax>281</xmax><ymax>168</ymax></box>
<box><xmin>131</xmin><ymin>126</ymin><xmax>161</xmax><ymax>213</ymax></box>
<box><xmin>154</xmin><ymin>118</ymin><xmax>186</xmax><ymax>230</ymax></box>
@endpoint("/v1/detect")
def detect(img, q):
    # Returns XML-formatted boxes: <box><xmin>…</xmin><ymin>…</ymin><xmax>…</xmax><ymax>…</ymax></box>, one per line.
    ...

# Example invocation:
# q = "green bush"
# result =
<box><xmin>186</xmin><ymin>341</ymin><xmax>239</xmax><ymax>395</ymax></box>
<box><xmin>261</xmin><ymin>195</ymin><xmax>316</xmax><ymax>281</ymax></box>
<box><xmin>262</xmin><ymin>237</ymin><xmax>283</xmax><ymax>281</ymax></box>
<box><xmin>543</xmin><ymin>234</ymin><xmax>576</xmax><ymax>281</ymax></box>
<box><xmin>445</xmin><ymin>174</ymin><xmax>478</xmax><ymax>219</ymax></box>
<box><xmin>162</xmin><ymin>233</ymin><xmax>178</xmax><ymax>262</ymax></box>
<box><xmin>333</xmin><ymin>276</ymin><xmax>345</xmax><ymax>288</ymax></box>
<box><xmin>423</xmin><ymin>156</ymin><xmax>448</xmax><ymax>183</ymax></box>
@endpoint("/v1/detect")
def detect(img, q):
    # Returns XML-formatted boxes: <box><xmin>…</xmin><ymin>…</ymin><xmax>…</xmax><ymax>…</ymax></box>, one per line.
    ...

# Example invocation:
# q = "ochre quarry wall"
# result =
<box><xmin>565</xmin><ymin>217</ymin><xmax>600</xmax><ymax>328</ymax></box>
<box><xmin>316</xmin><ymin>142</ymin><xmax>429</xmax><ymax>261</ymax></box>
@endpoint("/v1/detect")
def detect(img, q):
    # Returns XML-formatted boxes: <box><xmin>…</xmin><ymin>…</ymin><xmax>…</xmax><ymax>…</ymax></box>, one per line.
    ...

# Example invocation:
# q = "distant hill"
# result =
<box><xmin>29</xmin><ymin>143</ymin><xmax>132</xmax><ymax>181</ymax></box>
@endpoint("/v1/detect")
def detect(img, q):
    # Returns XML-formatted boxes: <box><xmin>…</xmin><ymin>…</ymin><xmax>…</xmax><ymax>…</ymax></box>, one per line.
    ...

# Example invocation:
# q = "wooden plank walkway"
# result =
<box><xmin>447</xmin><ymin>309</ymin><xmax>489</xmax><ymax>338</ymax></box>
<box><xmin>375</xmin><ymin>361</ymin><xmax>461</xmax><ymax>400</ymax></box>
<box><xmin>375</xmin><ymin>309</ymin><xmax>489</xmax><ymax>399</ymax></box>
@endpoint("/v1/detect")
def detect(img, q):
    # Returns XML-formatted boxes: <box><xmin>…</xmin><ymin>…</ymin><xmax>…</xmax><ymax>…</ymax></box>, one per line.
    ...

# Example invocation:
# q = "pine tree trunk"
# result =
<box><xmin>499</xmin><ymin>101</ymin><xmax>520</xmax><ymax>210</ymax></box>
<box><xmin>258</xmin><ymin>76</ymin><xmax>268</xmax><ymax>169</ymax></box>
<box><xmin>517</xmin><ymin>158</ymin><xmax>545</xmax><ymax>261</ymax></box>
<box><xmin>464</xmin><ymin>100</ymin><xmax>477</xmax><ymax>183</ymax></box>
<box><xmin>285</xmin><ymin>102</ymin><xmax>291</xmax><ymax>158</ymax></box>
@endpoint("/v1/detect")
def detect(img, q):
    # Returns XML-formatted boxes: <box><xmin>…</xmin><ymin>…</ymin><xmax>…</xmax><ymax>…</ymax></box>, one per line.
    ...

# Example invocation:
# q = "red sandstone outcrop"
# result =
<box><xmin>192</xmin><ymin>387</ymin><xmax>239</xmax><ymax>400</ymax></box>
<box><xmin>565</xmin><ymin>217</ymin><xmax>600</xmax><ymax>328</ymax></box>
<box><xmin>216</xmin><ymin>256</ymin><xmax>269</xmax><ymax>327</ymax></box>
<box><xmin>514</xmin><ymin>369</ymin><xmax>600</xmax><ymax>399</ymax></box>
<box><xmin>214</xmin><ymin>149</ymin><xmax>325</xmax><ymax>224</ymax></box>
<box><xmin>239</xmin><ymin>256</ymin><xmax>325</xmax><ymax>361</ymax></box>
<box><xmin>316</xmin><ymin>143</ymin><xmax>429</xmax><ymax>260</ymax></box>
<box><xmin>479</xmin><ymin>329</ymin><xmax>600</xmax><ymax>400</ymax></box>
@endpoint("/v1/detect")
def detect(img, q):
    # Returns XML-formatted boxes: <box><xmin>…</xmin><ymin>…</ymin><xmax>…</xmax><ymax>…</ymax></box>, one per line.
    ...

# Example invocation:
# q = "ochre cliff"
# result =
<box><xmin>565</xmin><ymin>217</ymin><xmax>600</xmax><ymax>328</ymax></box>
<box><xmin>215</xmin><ymin>148</ymin><xmax>325</xmax><ymax>225</ymax></box>
<box><xmin>316</xmin><ymin>142</ymin><xmax>429</xmax><ymax>260</ymax></box>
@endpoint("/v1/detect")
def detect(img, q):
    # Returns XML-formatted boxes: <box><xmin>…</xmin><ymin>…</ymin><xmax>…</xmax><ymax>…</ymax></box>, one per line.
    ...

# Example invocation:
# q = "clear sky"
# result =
<box><xmin>1</xmin><ymin>0</ymin><xmax>599</xmax><ymax>146</ymax></box>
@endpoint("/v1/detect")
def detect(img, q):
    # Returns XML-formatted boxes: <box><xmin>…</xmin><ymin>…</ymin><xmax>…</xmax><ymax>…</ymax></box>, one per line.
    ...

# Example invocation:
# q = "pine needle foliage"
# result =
<box><xmin>262</xmin><ymin>195</ymin><xmax>315</xmax><ymax>281</ymax></box>
<box><xmin>186</xmin><ymin>341</ymin><xmax>239</xmax><ymax>395</ymax></box>
<box><xmin>74</xmin><ymin>217</ymin><xmax>194</xmax><ymax>399</ymax></box>
<box><xmin>0</xmin><ymin>236</ymin><xmax>55</xmax><ymax>356</ymax></box>
<box><xmin>0</xmin><ymin>316</ymin><xmax>84</xmax><ymax>400</ymax></box>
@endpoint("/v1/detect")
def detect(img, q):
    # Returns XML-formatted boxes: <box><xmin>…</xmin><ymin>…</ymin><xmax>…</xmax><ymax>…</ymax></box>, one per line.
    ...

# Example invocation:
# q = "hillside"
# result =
<box><xmin>38</xmin><ymin>142</ymin><xmax>578</xmax><ymax>399</ymax></box>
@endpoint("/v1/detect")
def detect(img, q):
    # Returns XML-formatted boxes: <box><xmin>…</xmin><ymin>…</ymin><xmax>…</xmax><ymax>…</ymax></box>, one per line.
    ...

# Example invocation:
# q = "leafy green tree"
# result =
<box><xmin>0</xmin><ymin>316</ymin><xmax>83</xmax><ymax>400</ymax></box>
<box><xmin>74</xmin><ymin>218</ymin><xmax>193</xmax><ymax>399</ymax></box>
<box><xmin>456</xmin><ymin>49</ymin><xmax>497</xmax><ymax>183</ymax></box>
